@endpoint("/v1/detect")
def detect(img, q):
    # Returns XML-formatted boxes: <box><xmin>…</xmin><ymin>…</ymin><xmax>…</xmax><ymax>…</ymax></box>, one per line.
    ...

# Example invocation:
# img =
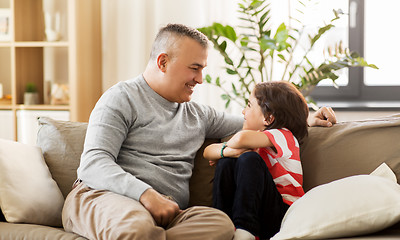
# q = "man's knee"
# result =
<box><xmin>172</xmin><ymin>206</ymin><xmax>234</xmax><ymax>240</ymax></box>
<box><xmin>113</xmin><ymin>218</ymin><xmax>164</xmax><ymax>240</ymax></box>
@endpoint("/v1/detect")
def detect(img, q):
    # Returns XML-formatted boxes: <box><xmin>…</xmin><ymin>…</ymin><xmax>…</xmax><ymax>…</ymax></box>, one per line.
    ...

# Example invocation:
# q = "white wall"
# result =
<box><xmin>100</xmin><ymin>0</ymin><xmax>242</xmax><ymax>113</ymax></box>
<box><xmin>16</xmin><ymin>110</ymin><xmax>69</xmax><ymax>145</ymax></box>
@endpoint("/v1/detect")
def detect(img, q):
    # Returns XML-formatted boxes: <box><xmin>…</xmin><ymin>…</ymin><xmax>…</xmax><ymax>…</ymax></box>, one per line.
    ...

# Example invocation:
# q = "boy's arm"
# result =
<box><xmin>203</xmin><ymin>142</ymin><xmax>225</xmax><ymax>161</ymax></box>
<box><xmin>203</xmin><ymin>130</ymin><xmax>273</xmax><ymax>163</ymax></box>
<box><xmin>227</xmin><ymin>130</ymin><xmax>273</xmax><ymax>149</ymax></box>
<box><xmin>203</xmin><ymin>142</ymin><xmax>249</xmax><ymax>165</ymax></box>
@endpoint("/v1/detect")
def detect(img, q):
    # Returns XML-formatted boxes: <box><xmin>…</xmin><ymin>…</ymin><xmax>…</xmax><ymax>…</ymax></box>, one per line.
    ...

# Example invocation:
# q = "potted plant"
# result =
<box><xmin>198</xmin><ymin>0</ymin><xmax>377</xmax><ymax>109</ymax></box>
<box><xmin>24</xmin><ymin>82</ymin><xmax>39</xmax><ymax>105</ymax></box>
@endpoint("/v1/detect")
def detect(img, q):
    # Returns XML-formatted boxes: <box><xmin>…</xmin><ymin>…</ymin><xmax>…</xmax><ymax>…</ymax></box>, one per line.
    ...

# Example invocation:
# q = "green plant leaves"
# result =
<box><xmin>198</xmin><ymin>0</ymin><xmax>377</xmax><ymax>109</ymax></box>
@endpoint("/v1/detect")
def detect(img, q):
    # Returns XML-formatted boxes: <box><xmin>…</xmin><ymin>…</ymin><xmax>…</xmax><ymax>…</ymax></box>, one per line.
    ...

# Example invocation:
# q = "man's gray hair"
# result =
<box><xmin>149</xmin><ymin>23</ymin><xmax>209</xmax><ymax>60</ymax></box>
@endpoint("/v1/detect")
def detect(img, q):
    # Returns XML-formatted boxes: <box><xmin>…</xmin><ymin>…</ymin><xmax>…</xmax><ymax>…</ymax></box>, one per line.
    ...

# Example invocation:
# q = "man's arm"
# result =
<box><xmin>79</xmin><ymin>85</ymin><xmax>181</xmax><ymax>226</ymax></box>
<box><xmin>308</xmin><ymin>107</ymin><xmax>337</xmax><ymax>127</ymax></box>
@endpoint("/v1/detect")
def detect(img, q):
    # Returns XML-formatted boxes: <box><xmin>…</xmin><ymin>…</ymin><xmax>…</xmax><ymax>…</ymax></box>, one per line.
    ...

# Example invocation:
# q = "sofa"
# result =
<box><xmin>0</xmin><ymin>114</ymin><xmax>400</xmax><ymax>240</ymax></box>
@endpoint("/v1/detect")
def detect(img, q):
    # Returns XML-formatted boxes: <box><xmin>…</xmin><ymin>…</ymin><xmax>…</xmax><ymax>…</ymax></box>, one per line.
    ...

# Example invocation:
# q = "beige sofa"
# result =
<box><xmin>0</xmin><ymin>115</ymin><xmax>400</xmax><ymax>239</ymax></box>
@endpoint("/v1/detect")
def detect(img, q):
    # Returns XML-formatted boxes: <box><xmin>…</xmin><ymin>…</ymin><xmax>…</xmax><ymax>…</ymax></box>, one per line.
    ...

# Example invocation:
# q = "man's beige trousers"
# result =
<box><xmin>62</xmin><ymin>183</ymin><xmax>234</xmax><ymax>240</ymax></box>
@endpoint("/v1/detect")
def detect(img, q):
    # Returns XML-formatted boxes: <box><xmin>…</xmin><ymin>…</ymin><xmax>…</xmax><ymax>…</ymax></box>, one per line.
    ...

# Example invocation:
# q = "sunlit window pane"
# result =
<box><xmin>292</xmin><ymin>0</ymin><xmax>349</xmax><ymax>86</ymax></box>
<box><xmin>364</xmin><ymin>0</ymin><xmax>400</xmax><ymax>86</ymax></box>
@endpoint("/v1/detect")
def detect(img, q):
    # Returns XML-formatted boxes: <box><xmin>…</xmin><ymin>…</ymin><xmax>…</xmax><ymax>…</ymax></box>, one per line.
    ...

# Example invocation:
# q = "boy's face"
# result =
<box><xmin>242</xmin><ymin>90</ymin><xmax>267</xmax><ymax>131</ymax></box>
<box><xmin>162</xmin><ymin>37</ymin><xmax>207</xmax><ymax>103</ymax></box>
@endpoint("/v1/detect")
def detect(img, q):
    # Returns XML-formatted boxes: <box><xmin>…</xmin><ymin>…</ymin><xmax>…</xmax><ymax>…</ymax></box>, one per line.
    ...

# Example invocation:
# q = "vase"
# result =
<box><xmin>24</xmin><ymin>92</ymin><xmax>39</xmax><ymax>105</ymax></box>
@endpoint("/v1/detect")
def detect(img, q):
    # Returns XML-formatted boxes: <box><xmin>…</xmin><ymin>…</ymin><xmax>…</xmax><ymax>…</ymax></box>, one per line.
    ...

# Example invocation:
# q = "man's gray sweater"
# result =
<box><xmin>78</xmin><ymin>75</ymin><xmax>243</xmax><ymax>208</ymax></box>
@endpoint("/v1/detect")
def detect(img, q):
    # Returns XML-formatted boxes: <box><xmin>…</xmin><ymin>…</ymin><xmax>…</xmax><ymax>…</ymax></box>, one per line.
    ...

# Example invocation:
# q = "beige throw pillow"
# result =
<box><xmin>36</xmin><ymin>117</ymin><xmax>88</xmax><ymax>199</ymax></box>
<box><xmin>271</xmin><ymin>174</ymin><xmax>400</xmax><ymax>240</ymax></box>
<box><xmin>0</xmin><ymin>139</ymin><xmax>64</xmax><ymax>226</ymax></box>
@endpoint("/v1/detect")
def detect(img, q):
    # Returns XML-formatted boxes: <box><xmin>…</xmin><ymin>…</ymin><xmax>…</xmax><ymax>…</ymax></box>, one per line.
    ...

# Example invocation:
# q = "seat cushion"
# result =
<box><xmin>0</xmin><ymin>222</ymin><xmax>87</xmax><ymax>240</ymax></box>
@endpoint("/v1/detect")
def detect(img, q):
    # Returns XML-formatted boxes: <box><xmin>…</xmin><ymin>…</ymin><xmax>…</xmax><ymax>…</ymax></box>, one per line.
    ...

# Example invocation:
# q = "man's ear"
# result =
<box><xmin>157</xmin><ymin>53</ymin><xmax>168</xmax><ymax>72</ymax></box>
<box><xmin>264</xmin><ymin>115</ymin><xmax>275</xmax><ymax>126</ymax></box>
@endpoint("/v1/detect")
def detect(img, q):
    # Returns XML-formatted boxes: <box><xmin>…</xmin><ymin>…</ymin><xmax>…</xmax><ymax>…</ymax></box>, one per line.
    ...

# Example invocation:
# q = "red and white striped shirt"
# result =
<box><xmin>257</xmin><ymin>128</ymin><xmax>304</xmax><ymax>205</ymax></box>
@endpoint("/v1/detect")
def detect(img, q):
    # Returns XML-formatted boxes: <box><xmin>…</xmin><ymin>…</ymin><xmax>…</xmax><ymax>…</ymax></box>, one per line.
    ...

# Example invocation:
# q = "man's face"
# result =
<box><xmin>163</xmin><ymin>37</ymin><xmax>208</xmax><ymax>103</ymax></box>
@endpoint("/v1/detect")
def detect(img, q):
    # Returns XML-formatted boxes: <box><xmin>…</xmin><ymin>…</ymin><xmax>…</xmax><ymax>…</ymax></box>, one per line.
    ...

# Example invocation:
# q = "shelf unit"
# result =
<box><xmin>0</xmin><ymin>0</ymin><xmax>102</xmax><ymax>142</ymax></box>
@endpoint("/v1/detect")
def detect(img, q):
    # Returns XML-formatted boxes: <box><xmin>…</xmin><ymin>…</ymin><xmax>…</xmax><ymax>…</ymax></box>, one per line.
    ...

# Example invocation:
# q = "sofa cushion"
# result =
<box><xmin>189</xmin><ymin>138</ymin><xmax>219</xmax><ymax>207</ymax></box>
<box><xmin>37</xmin><ymin>117</ymin><xmax>88</xmax><ymax>199</ymax></box>
<box><xmin>0</xmin><ymin>222</ymin><xmax>87</xmax><ymax>240</ymax></box>
<box><xmin>301</xmin><ymin>114</ymin><xmax>400</xmax><ymax>192</ymax></box>
<box><xmin>0</xmin><ymin>139</ymin><xmax>64</xmax><ymax>227</ymax></box>
<box><xmin>272</xmin><ymin>172</ymin><xmax>400</xmax><ymax>240</ymax></box>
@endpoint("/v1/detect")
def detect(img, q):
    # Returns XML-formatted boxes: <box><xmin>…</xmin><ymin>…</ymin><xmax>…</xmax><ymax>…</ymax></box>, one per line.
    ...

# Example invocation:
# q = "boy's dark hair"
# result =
<box><xmin>254</xmin><ymin>81</ymin><xmax>309</xmax><ymax>142</ymax></box>
<box><xmin>149</xmin><ymin>23</ymin><xmax>209</xmax><ymax>60</ymax></box>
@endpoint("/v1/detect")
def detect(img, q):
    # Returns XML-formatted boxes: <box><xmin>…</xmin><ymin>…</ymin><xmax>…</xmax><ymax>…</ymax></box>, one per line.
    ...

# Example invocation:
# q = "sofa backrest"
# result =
<box><xmin>35</xmin><ymin>114</ymin><xmax>400</xmax><ymax>207</ymax></box>
<box><xmin>301</xmin><ymin>114</ymin><xmax>400</xmax><ymax>192</ymax></box>
<box><xmin>36</xmin><ymin>117</ymin><xmax>219</xmax><ymax>207</ymax></box>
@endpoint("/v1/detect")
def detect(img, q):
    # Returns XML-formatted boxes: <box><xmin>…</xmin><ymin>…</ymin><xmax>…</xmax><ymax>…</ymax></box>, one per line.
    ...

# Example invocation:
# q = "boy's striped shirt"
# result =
<box><xmin>258</xmin><ymin>128</ymin><xmax>304</xmax><ymax>205</ymax></box>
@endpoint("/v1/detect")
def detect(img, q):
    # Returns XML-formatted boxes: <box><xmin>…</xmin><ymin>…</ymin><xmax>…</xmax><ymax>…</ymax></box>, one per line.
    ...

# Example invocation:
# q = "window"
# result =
<box><xmin>310</xmin><ymin>0</ymin><xmax>400</xmax><ymax>105</ymax></box>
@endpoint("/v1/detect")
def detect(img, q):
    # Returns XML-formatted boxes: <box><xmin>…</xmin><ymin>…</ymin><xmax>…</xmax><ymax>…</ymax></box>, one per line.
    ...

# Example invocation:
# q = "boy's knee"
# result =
<box><xmin>237</xmin><ymin>152</ymin><xmax>263</xmax><ymax>164</ymax></box>
<box><xmin>236</xmin><ymin>152</ymin><xmax>266</xmax><ymax>172</ymax></box>
<box><xmin>215</xmin><ymin>157</ymin><xmax>234</xmax><ymax>173</ymax></box>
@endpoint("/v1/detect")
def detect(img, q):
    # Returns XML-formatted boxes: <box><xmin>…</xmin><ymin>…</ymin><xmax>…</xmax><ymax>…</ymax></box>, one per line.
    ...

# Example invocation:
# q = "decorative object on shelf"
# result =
<box><xmin>0</xmin><ymin>83</ymin><xmax>11</xmax><ymax>105</ymax></box>
<box><xmin>50</xmin><ymin>83</ymin><xmax>69</xmax><ymax>105</ymax></box>
<box><xmin>44</xmin><ymin>11</ymin><xmax>61</xmax><ymax>41</ymax></box>
<box><xmin>198</xmin><ymin>0</ymin><xmax>378</xmax><ymax>109</ymax></box>
<box><xmin>24</xmin><ymin>82</ymin><xmax>39</xmax><ymax>105</ymax></box>
<box><xmin>0</xmin><ymin>8</ymin><xmax>11</xmax><ymax>42</ymax></box>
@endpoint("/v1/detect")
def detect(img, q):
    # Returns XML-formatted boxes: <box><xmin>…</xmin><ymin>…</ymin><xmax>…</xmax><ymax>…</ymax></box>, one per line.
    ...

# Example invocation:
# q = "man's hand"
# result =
<box><xmin>308</xmin><ymin>107</ymin><xmax>337</xmax><ymax>127</ymax></box>
<box><xmin>139</xmin><ymin>188</ymin><xmax>181</xmax><ymax>227</ymax></box>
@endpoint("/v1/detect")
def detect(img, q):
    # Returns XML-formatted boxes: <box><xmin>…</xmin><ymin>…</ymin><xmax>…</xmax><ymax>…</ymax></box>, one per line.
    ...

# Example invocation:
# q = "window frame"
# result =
<box><xmin>310</xmin><ymin>0</ymin><xmax>400</xmax><ymax>103</ymax></box>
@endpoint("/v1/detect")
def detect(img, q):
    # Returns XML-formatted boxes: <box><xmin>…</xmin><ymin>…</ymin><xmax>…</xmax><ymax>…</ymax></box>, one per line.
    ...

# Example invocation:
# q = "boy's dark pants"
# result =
<box><xmin>213</xmin><ymin>151</ymin><xmax>289</xmax><ymax>239</ymax></box>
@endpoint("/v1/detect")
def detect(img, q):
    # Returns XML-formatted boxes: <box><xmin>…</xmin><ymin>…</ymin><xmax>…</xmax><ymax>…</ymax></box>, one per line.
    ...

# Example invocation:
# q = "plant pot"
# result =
<box><xmin>24</xmin><ymin>92</ymin><xmax>39</xmax><ymax>105</ymax></box>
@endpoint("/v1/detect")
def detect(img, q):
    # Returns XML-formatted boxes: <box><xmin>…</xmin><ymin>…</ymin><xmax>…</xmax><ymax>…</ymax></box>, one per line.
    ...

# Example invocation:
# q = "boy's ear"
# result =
<box><xmin>264</xmin><ymin>115</ymin><xmax>275</xmax><ymax>126</ymax></box>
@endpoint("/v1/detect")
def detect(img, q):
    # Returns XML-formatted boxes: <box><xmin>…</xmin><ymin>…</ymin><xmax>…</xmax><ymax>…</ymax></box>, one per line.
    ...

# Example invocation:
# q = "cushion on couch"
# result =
<box><xmin>301</xmin><ymin>114</ymin><xmax>400</xmax><ymax>192</ymax></box>
<box><xmin>37</xmin><ymin>117</ymin><xmax>88</xmax><ymax>199</ymax></box>
<box><xmin>0</xmin><ymin>222</ymin><xmax>87</xmax><ymax>240</ymax></box>
<box><xmin>272</xmin><ymin>164</ymin><xmax>400</xmax><ymax>240</ymax></box>
<box><xmin>0</xmin><ymin>139</ymin><xmax>64</xmax><ymax>227</ymax></box>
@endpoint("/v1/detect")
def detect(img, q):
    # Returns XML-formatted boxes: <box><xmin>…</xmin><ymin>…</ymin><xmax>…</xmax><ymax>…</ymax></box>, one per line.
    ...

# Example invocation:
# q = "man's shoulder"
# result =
<box><xmin>103</xmin><ymin>76</ymin><xmax>147</xmax><ymax>99</ymax></box>
<box><xmin>183</xmin><ymin>101</ymin><xmax>216</xmax><ymax>116</ymax></box>
<box><xmin>113</xmin><ymin>75</ymin><xmax>144</xmax><ymax>90</ymax></box>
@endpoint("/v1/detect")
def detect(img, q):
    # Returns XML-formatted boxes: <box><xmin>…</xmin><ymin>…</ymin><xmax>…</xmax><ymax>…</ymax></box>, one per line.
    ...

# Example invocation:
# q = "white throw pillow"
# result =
<box><xmin>271</xmin><ymin>174</ymin><xmax>400</xmax><ymax>240</ymax></box>
<box><xmin>0</xmin><ymin>139</ymin><xmax>64</xmax><ymax>226</ymax></box>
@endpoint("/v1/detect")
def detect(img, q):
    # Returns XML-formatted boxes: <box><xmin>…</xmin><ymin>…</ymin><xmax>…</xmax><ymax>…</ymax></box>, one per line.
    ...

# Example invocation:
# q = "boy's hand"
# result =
<box><xmin>308</xmin><ymin>107</ymin><xmax>337</xmax><ymax>127</ymax></box>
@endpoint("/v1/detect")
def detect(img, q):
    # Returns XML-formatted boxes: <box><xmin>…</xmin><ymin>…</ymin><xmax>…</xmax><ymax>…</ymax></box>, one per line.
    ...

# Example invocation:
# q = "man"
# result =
<box><xmin>62</xmin><ymin>23</ymin><xmax>336</xmax><ymax>240</ymax></box>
